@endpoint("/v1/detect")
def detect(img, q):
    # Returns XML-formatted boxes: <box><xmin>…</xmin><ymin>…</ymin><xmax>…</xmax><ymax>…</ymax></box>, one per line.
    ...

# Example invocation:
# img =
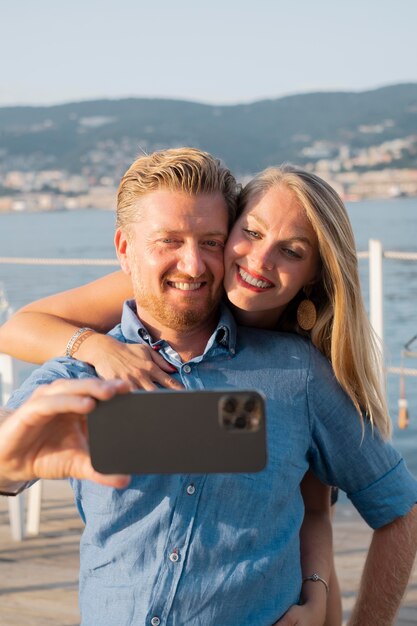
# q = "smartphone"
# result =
<box><xmin>87</xmin><ymin>389</ymin><xmax>267</xmax><ymax>474</ymax></box>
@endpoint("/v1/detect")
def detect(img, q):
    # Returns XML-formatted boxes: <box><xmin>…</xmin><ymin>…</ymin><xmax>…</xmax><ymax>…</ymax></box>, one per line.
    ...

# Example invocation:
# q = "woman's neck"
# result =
<box><xmin>230</xmin><ymin>304</ymin><xmax>280</xmax><ymax>330</ymax></box>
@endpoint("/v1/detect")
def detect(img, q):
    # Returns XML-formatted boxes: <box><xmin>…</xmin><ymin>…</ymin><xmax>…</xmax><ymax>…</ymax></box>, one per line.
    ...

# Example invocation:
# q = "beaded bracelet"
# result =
<box><xmin>65</xmin><ymin>327</ymin><xmax>94</xmax><ymax>358</ymax></box>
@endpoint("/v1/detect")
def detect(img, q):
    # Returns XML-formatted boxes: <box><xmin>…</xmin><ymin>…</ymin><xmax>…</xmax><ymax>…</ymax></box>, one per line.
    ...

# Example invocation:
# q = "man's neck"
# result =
<box><xmin>136</xmin><ymin>310</ymin><xmax>219</xmax><ymax>362</ymax></box>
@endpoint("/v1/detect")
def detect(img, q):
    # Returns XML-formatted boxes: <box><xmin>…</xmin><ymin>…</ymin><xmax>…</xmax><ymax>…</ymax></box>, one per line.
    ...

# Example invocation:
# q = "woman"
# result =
<box><xmin>0</xmin><ymin>164</ymin><xmax>391</xmax><ymax>625</ymax></box>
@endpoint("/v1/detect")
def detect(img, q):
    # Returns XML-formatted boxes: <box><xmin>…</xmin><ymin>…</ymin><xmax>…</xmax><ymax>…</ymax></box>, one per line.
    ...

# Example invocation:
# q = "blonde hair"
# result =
<box><xmin>117</xmin><ymin>147</ymin><xmax>239</xmax><ymax>228</ymax></box>
<box><xmin>240</xmin><ymin>165</ymin><xmax>391</xmax><ymax>438</ymax></box>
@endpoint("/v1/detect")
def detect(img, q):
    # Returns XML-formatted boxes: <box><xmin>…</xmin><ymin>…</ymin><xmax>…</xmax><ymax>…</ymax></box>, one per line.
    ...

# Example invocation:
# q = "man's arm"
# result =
<box><xmin>0</xmin><ymin>379</ymin><xmax>131</xmax><ymax>491</ymax></box>
<box><xmin>347</xmin><ymin>504</ymin><xmax>417</xmax><ymax>626</ymax></box>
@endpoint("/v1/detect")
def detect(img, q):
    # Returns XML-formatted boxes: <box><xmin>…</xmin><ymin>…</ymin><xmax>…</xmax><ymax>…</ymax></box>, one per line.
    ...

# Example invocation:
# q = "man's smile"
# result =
<box><xmin>166</xmin><ymin>280</ymin><xmax>206</xmax><ymax>291</ymax></box>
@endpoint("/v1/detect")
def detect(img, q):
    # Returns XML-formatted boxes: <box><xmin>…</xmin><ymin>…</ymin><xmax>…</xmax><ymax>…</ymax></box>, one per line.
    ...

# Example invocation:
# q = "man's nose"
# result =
<box><xmin>177</xmin><ymin>243</ymin><xmax>206</xmax><ymax>277</ymax></box>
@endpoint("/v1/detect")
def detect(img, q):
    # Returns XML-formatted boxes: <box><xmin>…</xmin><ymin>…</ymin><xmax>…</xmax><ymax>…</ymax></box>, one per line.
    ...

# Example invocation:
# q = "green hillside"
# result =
<box><xmin>0</xmin><ymin>83</ymin><xmax>416</xmax><ymax>175</ymax></box>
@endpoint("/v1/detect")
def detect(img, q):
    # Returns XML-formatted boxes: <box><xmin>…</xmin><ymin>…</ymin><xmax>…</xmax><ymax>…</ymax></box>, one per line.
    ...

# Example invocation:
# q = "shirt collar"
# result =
<box><xmin>120</xmin><ymin>299</ymin><xmax>237</xmax><ymax>355</ymax></box>
<box><xmin>213</xmin><ymin>303</ymin><xmax>237</xmax><ymax>354</ymax></box>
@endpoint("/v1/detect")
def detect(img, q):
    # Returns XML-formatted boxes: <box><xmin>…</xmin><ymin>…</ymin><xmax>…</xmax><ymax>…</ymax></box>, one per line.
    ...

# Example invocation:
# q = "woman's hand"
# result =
<box><xmin>76</xmin><ymin>333</ymin><xmax>184</xmax><ymax>391</ymax></box>
<box><xmin>272</xmin><ymin>601</ymin><xmax>326</xmax><ymax>626</ymax></box>
<box><xmin>0</xmin><ymin>378</ymin><xmax>131</xmax><ymax>488</ymax></box>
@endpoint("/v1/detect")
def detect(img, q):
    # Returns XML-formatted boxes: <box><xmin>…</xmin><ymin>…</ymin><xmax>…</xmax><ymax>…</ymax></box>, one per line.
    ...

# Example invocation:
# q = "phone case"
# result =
<box><xmin>87</xmin><ymin>389</ymin><xmax>267</xmax><ymax>474</ymax></box>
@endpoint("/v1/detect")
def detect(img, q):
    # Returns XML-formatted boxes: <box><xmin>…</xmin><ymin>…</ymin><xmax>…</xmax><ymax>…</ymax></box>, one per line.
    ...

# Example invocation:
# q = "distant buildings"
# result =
<box><xmin>0</xmin><ymin>132</ymin><xmax>416</xmax><ymax>212</ymax></box>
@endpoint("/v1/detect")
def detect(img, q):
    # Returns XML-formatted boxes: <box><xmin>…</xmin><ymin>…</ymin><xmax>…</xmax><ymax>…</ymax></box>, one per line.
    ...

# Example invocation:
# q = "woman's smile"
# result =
<box><xmin>235</xmin><ymin>265</ymin><xmax>275</xmax><ymax>291</ymax></box>
<box><xmin>224</xmin><ymin>184</ymin><xmax>319</xmax><ymax>323</ymax></box>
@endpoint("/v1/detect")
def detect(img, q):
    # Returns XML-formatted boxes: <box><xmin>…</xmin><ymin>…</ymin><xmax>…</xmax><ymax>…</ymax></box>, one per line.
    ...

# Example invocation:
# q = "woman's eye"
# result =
<box><xmin>243</xmin><ymin>228</ymin><xmax>261</xmax><ymax>239</ymax></box>
<box><xmin>283</xmin><ymin>247</ymin><xmax>301</xmax><ymax>259</ymax></box>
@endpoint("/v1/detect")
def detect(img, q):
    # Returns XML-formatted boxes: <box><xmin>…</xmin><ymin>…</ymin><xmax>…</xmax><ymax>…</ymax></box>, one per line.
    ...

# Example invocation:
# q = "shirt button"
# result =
<box><xmin>183</xmin><ymin>364</ymin><xmax>191</xmax><ymax>373</ymax></box>
<box><xmin>151</xmin><ymin>618</ymin><xmax>160</xmax><ymax>626</ymax></box>
<box><xmin>169</xmin><ymin>551</ymin><xmax>180</xmax><ymax>562</ymax></box>
<box><xmin>186</xmin><ymin>484</ymin><xmax>195</xmax><ymax>495</ymax></box>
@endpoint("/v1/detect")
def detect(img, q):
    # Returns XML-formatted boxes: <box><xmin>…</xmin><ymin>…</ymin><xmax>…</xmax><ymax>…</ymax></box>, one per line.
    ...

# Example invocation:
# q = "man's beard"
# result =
<box><xmin>130</xmin><ymin>264</ymin><xmax>222</xmax><ymax>332</ymax></box>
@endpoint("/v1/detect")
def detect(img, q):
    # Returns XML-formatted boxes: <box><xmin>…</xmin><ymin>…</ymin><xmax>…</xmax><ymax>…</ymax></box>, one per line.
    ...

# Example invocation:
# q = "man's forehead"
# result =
<box><xmin>132</xmin><ymin>189</ymin><xmax>229</xmax><ymax>229</ymax></box>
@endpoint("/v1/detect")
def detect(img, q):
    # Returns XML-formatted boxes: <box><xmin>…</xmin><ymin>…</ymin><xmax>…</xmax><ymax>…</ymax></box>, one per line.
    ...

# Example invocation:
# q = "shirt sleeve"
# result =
<box><xmin>306</xmin><ymin>345</ymin><xmax>417</xmax><ymax>529</ymax></box>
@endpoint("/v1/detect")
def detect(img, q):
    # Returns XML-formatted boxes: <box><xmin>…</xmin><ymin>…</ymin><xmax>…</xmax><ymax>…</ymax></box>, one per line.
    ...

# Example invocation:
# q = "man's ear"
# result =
<box><xmin>114</xmin><ymin>228</ymin><xmax>132</xmax><ymax>276</ymax></box>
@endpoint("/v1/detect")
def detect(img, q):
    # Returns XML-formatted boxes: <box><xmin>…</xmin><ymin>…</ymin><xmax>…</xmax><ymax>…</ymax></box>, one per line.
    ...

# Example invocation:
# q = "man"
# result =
<box><xmin>1</xmin><ymin>148</ymin><xmax>417</xmax><ymax>626</ymax></box>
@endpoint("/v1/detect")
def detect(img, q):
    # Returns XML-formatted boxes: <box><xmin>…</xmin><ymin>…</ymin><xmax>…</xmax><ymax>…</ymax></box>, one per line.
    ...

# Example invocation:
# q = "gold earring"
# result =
<box><xmin>297</xmin><ymin>291</ymin><xmax>317</xmax><ymax>331</ymax></box>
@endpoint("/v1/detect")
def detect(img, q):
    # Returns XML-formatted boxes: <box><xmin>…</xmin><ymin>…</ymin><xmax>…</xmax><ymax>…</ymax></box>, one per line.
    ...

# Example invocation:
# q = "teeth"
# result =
<box><xmin>170</xmin><ymin>282</ymin><xmax>202</xmax><ymax>291</ymax></box>
<box><xmin>239</xmin><ymin>268</ymin><xmax>271</xmax><ymax>289</ymax></box>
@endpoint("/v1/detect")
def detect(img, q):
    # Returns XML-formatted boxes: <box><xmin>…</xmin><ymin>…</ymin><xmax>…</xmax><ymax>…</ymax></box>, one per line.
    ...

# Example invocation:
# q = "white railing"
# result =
<box><xmin>362</xmin><ymin>240</ymin><xmax>417</xmax><ymax>379</ymax></box>
<box><xmin>1</xmin><ymin>239</ymin><xmax>417</xmax><ymax>540</ymax></box>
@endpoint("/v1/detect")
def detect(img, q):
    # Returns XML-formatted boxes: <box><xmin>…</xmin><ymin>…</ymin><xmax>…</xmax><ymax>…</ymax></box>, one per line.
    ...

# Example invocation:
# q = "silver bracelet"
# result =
<box><xmin>65</xmin><ymin>327</ymin><xmax>94</xmax><ymax>358</ymax></box>
<box><xmin>302</xmin><ymin>573</ymin><xmax>329</xmax><ymax>593</ymax></box>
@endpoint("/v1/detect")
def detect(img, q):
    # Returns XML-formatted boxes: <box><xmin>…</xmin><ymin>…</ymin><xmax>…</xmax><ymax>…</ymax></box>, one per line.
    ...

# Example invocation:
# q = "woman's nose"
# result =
<box><xmin>249</xmin><ymin>245</ymin><xmax>274</xmax><ymax>272</ymax></box>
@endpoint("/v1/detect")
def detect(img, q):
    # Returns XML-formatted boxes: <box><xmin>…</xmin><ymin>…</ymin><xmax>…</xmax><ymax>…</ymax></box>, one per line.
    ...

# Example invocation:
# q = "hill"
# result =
<box><xmin>1</xmin><ymin>83</ymin><xmax>416</xmax><ymax>177</ymax></box>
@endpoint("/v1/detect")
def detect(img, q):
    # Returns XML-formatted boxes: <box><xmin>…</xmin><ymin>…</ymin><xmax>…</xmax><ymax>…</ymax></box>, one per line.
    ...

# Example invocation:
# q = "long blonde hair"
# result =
<box><xmin>240</xmin><ymin>165</ymin><xmax>391</xmax><ymax>438</ymax></box>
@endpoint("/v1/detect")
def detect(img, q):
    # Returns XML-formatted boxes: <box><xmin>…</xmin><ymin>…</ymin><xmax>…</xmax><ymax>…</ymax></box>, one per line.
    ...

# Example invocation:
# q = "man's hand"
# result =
<box><xmin>0</xmin><ymin>378</ymin><xmax>131</xmax><ymax>489</ymax></box>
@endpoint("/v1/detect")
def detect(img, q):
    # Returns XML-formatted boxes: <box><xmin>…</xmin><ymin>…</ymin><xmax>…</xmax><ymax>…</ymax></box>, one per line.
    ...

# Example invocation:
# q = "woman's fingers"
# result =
<box><xmin>149</xmin><ymin>348</ymin><xmax>178</xmax><ymax>373</ymax></box>
<box><xmin>95</xmin><ymin>343</ymin><xmax>184</xmax><ymax>390</ymax></box>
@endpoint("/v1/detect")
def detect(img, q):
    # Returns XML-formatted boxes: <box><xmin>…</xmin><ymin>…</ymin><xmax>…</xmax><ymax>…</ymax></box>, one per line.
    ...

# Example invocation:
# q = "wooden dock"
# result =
<box><xmin>0</xmin><ymin>481</ymin><xmax>416</xmax><ymax>625</ymax></box>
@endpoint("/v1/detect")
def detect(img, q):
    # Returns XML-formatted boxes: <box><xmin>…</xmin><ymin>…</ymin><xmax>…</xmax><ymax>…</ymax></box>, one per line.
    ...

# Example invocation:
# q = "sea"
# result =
<box><xmin>0</xmin><ymin>198</ymin><xmax>416</xmax><ymax>476</ymax></box>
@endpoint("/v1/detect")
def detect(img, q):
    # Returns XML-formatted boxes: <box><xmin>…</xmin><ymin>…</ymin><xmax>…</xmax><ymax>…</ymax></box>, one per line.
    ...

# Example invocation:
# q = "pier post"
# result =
<box><xmin>0</xmin><ymin>353</ymin><xmax>25</xmax><ymax>540</ymax></box>
<box><xmin>369</xmin><ymin>239</ymin><xmax>384</xmax><ymax>365</ymax></box>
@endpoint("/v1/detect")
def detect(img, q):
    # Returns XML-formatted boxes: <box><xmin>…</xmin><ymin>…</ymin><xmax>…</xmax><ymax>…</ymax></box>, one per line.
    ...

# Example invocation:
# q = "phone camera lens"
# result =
<box><xmin>244</xmin><ymin>397</ymin><xmax>257</xmax><ymax>413</ymax></box>
<box><xmin>234</xmin><ymin>415</ymin><xmax>247</xmax><ymax>429</ymax></box>
<box><xmin>223</xmin><ymin>397</ymin><xmax>237</xmax><ymax>413</ymax></box>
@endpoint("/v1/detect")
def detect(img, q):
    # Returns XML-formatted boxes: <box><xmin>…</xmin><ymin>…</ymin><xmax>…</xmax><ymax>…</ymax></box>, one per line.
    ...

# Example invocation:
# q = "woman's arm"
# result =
<box><xmin>274</xmin><ymin>472</ymin><xmax>333</xmax><ymax>626</ymax></box>
<box><xmin>0</xmin><ymin>271</ymin><xmax>131</xmax><ymax>363</ymax></box>
<box><xmin>0</xmin><ymin>271</ymin><xmax>182</xmax><ymax>389</ymax></box>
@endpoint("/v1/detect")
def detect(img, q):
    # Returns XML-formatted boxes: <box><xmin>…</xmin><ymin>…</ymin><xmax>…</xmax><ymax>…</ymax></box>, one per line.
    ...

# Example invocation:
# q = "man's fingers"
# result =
<box><xmin>71</xmin><ymin>454</ymin><xmax>131</xmax><ymax>488</ymax></box>
<box><xmin>34</xmin><ymin>378</ymin><xmax>129</xmax><ymax>401</ymax></box>
<box><xmin>89</xmin><ymin>470</ymin><xmax>131</xmax><ymax>489</ymax></box>
<box><xmin>17</xmin><ymin>393</ymin><xmax>97</xmax><ymax>428</ymax></box>
<box><xmin>30</xmin><ymin>447</ymin><xmax>131</xmax><ymax>486</ymax></box>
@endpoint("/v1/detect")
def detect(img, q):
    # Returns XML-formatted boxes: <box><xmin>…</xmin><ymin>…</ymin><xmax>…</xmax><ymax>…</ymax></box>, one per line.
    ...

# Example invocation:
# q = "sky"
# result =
<box><xmin>1</xmin><ymin>0</ymin><xmax>417</xmax><ymax>107</ymax></box>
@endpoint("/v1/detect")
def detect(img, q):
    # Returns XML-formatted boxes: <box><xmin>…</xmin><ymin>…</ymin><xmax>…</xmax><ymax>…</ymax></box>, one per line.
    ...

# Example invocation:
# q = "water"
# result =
<box><xmin>0</xmin><ymin>200</ymin><xmax>417</xmax><ymax>475</ymax></box>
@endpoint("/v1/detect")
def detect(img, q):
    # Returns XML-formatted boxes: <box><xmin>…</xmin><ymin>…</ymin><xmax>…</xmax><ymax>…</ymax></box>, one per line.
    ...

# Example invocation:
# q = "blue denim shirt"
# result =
<box><xmin>8</xmin><ymin>302</ymin><xmax>417</xmax><ymax>626</ymax></box>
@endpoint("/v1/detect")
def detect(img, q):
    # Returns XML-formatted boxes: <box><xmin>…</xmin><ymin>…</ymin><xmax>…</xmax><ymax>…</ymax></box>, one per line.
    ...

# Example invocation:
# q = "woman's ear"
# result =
<box><xmin>114</xmin><ymin>228</ymin><xmax>132</xmax><ymax>276</ymax></box>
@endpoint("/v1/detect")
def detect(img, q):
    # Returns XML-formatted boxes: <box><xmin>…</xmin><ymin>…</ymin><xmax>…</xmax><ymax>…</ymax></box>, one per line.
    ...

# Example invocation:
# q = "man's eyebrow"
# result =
<box><xmin>203</xmin><ymin>230</ymin><xmax>228</xmax><ymax>238</ymax></box>
<box><xmin>152</xmin><ymin>229</ymin><xmax>227</xmax><ymax>238</ymax></box>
